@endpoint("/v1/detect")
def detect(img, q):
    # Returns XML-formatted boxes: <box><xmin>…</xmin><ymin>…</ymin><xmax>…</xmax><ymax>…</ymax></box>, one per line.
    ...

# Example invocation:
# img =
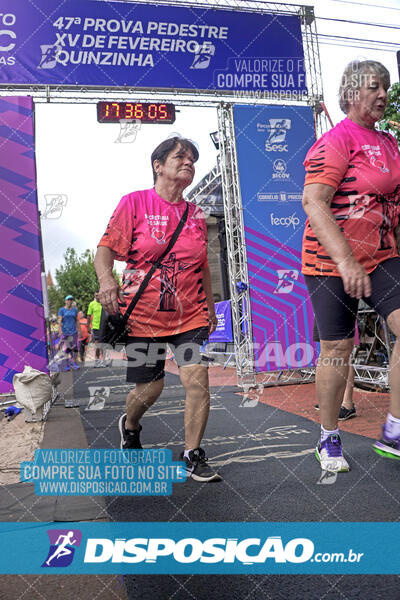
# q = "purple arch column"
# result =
<box><xmin>0</xmin><ymin>97</ymin><xmax>47</xmax><ymax>393</ymax></box>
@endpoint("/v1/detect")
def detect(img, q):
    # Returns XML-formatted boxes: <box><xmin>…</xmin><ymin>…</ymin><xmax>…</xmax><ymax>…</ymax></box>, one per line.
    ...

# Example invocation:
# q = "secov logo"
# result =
<box><xmin>272</xmin><ymin>159</ymin><xmax>290</xmax><ymax>179</ymax></box>
<box><xmin>265</xmin><ymin>119</ymin><xmax>291</xmax><ymax>152</ymax></box>
<box><xmin>42</xmin><ymin>529</ymin><xmax>82</xmax><ymax>567</ymax></box>
<box><xmin>270</xmin><ymin>213</ymin><xmax>300</xmax><ymax>229</ymax></box>
<box><xmin>274</xmin><ymin>269</ymin><xmax>299</xmax><ymax>294</ymax></box>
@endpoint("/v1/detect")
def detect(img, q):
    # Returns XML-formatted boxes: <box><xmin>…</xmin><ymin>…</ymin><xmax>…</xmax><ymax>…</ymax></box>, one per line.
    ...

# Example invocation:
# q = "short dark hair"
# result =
<box><xmin>151</xmin><ymin>136</ymin><xmax>199</xmax><ymax>183</ymax></box>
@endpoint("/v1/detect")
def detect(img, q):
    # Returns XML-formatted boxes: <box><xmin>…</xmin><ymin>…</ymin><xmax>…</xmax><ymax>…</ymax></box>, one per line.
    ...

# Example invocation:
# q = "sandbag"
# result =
<box><xmin>13</xmin><ymin>366</ymin><xmax>52</xmax><ymax>415</ymax></box>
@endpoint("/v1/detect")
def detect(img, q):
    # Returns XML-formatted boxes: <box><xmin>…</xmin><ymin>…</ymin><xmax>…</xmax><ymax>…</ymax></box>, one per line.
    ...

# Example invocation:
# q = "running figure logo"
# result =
<box><xmin>115</xmin><ymin>119</ymin><xmax>142</xmax><ymax>144</ymax></box>
<box><xmin>42</xmin><ymin>529</ymin><xmax>82</xmax><ymax>567</ymax></box>
<box><xmin>190</xmin><ymin>43</ymin><xmax>215</xmax><ymax>69</ymax></box>
<box><xmin>266</xmin><ymin>119</ymin><xmax>291</xmax><ymax>144</ymax></box>
<box><xmin>42</xmin><ymin>194</ymin><xmax>68</xmax><ymax>219</ymax></box>
<box><xmin>274</xmin><ymin>270</ymin><xmax>299</xmax><ymax>294</ymax></box>
<box><xmin>38</xmin><ymin>44</ymin><xmax>62</xmax><ymax>69</ymax></box>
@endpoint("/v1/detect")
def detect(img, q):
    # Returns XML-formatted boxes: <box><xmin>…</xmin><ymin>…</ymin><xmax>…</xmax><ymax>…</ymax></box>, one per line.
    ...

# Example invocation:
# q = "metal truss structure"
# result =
<box><xmin>353</xmin><ymin>364</ymin><xmax>389</xmax><ymax>391</ymax></box>
<box><xmin>217</xmin><ymin>102</ymin><xmax>256</xmax><ymax>389</ymax></box>
<box><xmin>352</xmin><ymin>309</ymin><xmax>392</xmax><ymax>391</ymax></box>
<box><xmin>185</xmin><ymin>162</ymin><xmax>224</xmax><ymax>217</ymax></box>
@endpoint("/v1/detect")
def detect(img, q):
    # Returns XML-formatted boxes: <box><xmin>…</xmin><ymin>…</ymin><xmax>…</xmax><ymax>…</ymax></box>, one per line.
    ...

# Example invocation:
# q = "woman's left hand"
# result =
<box><xmin>208</xmin><ymin>313</ymin><xmax>218</xmax><ymax>334</ymax></box>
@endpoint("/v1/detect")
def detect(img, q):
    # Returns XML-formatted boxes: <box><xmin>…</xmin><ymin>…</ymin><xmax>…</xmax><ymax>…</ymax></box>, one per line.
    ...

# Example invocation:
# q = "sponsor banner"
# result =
<box><xmin>20</xmin><ymin>449</ymin><xmax>186</xmax><ymax>496</ymax></box>
<box><xmin>0</xmin><ymin>521</ymin><xmax>397</xmax><ymax>574</ymax></box>
<box><xmin>0</xmin><ymin>0</ymin><xmax>306</xmax><ymax>92</ymax></box>
<box><xmin>233</xmin><ymin>104</ymin><xmax>316</xmax><ymax>371</ymax></box>
<box><xmin>209</xmin><ymin>300</ymin><xmax>233</xmax><ymax>343</ymax></box>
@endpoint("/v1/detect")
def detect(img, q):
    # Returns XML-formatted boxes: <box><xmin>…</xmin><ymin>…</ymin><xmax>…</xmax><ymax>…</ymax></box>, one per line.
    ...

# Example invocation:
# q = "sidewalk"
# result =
<box><xmin>0</xmin><ymin>369</ymin><xmax>127</xmax><ymax>600</ymax></box>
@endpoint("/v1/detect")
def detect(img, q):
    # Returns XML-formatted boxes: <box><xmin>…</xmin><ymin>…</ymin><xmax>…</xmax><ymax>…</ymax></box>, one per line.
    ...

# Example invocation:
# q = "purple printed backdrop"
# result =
<box><xmin>0</xmin><ymin>96</ymin><xmax>47</xmax><ymax>393</ymax></box>
<box><xmin>233</xmin><ymin>105</ymin><xmax>317</xmax><ymax>371</ymax></box>
<box><xmin>245</xmin><ymin>227</ymin><xmax>316</xmax><ymax>371</ymax></box>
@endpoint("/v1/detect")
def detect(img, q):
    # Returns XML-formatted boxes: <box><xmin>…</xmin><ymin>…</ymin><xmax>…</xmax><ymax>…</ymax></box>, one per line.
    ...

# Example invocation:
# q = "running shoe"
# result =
<box><xmin>373</xmin><ymin>425</ymin><xmax>400</xmax><ymax>460</ymax></box>
<box><xmin>315</xmin><ymin>434</ymin><xmax>350</xmax><ymax>472</ymax></box>
<box><xmin>180</xmin><ymin>448</ymin><xmax>222</xmax><ymax>482</ymax></box>
<box><xmin>314</xmin><ymin>405</ymin><xmax>356</xmax><ymax>421</ymax></box>
<box><xmin>118</xmin><ymin>413</ymin><xmax>142</xmax><ymax>450</ymax></box>
<box><xmin>338</xmin><ymin>406</ymin><xmax>356</xmax><ymax>421</ymax></box>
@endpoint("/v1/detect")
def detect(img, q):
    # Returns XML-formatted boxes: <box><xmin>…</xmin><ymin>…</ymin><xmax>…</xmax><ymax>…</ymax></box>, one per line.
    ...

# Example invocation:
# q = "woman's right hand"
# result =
<box><xmin>98</xmin><ymin>277</ymin><xmax>123</xmax><ymax>315</ymax></box>
<box><xmin>337</xmin><ymin>255</ymin><xmax>371</xmax><ymax>299</ymax></box>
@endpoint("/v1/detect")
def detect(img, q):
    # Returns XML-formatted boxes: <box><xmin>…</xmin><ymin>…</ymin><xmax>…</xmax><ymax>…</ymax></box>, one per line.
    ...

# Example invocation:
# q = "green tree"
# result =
<box><xmin>48</xmin><ymin>247</ymin><xmax>119</xmax><ymax>316</ymax></box>
<box><xmin>47</xmin><ymin>284</ymin><xmax>64</xmax><ymax>318</ymax></box>
<box><xmin>52</xmin><ymin>248</ymin><xmax>98</xmax><ymax>314</ymax></box>
<box><xmin>380</xmin><ymin>82</ymin><xmax>400</xmax><ymax>144</ymax></box>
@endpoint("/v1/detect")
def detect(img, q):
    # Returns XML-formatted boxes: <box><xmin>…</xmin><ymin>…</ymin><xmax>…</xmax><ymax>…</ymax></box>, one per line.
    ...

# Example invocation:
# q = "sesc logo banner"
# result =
<box><xmin>83</xmin><ymin>535</ymin><xmax>314</xmax><ymax>565</ymax></box>
<box><xmin>265</xmin><ymin>118</ymin><xmax>291</xmax><ymax>152</ymax></box>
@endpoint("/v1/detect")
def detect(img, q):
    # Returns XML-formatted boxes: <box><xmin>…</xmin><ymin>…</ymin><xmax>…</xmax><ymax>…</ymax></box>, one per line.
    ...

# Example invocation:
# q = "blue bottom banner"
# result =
<box><xmin>0</xmin><ymin>522</ymin><xmax>397</xmax><ymax>574</ymax></box>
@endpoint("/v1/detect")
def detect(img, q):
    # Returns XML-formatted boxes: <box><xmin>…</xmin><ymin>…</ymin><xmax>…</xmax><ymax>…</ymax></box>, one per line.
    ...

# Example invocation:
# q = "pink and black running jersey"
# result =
<box><xmin>98</xmin><ymin>188</ymin><xmax>209</xmax><ymax>337</ymax></box>
<box><xmin>302</xmin><ymin>118</ymin><xmax>400</xmax><ymax>276</ymax></box>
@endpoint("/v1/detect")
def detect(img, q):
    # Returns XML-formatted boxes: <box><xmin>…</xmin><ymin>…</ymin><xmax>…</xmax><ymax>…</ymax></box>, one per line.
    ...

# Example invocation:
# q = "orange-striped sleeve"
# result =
<box><xmin>304</xmin><ymin>129</ymin><xmax>351</xmax><ymax>189</ymax></box>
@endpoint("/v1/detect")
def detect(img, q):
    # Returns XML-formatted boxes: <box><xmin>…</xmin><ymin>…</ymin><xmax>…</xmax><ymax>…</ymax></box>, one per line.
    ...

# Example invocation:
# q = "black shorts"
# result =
<box><xmin>125</xmin><ymin>327</ymin><xmax>209</xmax><ymax>384</ymax></box>
<box><xmin>305</xmin><ymin>257</ymin><xmax>400</xmax><ymax>340</ymax></box>
<box><xmin>91</xmin><ymin>329</ymin><xmax>101</xmax><ymax>342</ymax></box>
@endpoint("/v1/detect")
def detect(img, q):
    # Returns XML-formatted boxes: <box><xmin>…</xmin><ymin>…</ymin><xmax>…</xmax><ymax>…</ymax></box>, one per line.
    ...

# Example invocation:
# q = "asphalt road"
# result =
<box><xmin>72</xmin><ymin>363</ymin><xmax>400</xmax><ymax>600</ymax></box>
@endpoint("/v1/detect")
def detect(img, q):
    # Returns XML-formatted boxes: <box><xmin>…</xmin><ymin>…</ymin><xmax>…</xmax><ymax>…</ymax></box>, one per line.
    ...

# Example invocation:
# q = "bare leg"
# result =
<box><xmin>179</xmin><ymin>365</ymin><xmax>210</xmax><ymax>450</ymax></box>
<box><xmin>386</xmin><ymin>309</ymin><xmax>400</xmax><ymax>419</ymax></box>
<box><xmin>95</xmin><ymin>343</ymin><xmax>103</xmax><ymax>360</ymax></box>
<box><xmin>125</xmin><ymin>378</ymin><xmax>164</xmax><ymax>430</ymax></box>
<box><xmin>342</xmin><ymin>365</ymin><xmax>355</xmax><ymax>410</ymax></box>
<box><xmin>317</xmin><ymin>338</ymin><xmax>354</xmax><ymax>430</ymax></box>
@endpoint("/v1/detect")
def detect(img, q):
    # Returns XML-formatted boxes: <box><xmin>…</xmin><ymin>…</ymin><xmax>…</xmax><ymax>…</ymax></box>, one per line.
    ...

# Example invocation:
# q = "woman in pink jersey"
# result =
<box><xmin>301</xmin><ymin>60</ymin><xmax>400</xmax><ymax>472</ymax></box>
<box><xmin>94</xmin><ymin>136</ymin><xmax>221</xmax><ymax>482</ymax></box>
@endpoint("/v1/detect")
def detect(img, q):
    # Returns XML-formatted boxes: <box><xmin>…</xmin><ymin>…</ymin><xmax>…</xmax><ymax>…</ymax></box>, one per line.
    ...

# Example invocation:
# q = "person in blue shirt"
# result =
<box><xmin>58</xmin><ymin>295</ymin><xmax>81</xmax><ymax>370</ymax></box>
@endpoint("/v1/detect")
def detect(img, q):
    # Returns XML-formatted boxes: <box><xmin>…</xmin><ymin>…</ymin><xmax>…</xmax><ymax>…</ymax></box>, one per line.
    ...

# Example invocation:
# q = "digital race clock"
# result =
<box><xmin>97</xmin><ymin>102</ymin><xmax>175</xmax><ymax>123</ymax></box>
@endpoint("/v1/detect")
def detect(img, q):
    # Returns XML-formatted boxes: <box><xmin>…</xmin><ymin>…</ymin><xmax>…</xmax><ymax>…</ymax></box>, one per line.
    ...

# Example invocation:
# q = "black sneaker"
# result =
<box><xmin>180</xmin><ymin>448</ymin><xmax>222</xmax><ymax>482</ymax></box>
<box><xmin>338</xmin><ymin>406</ymin><xmax>356</xmax><ymax>421</ymax></box>
<box><xmin>118</xmin><ymin>413</ymin><xmax>142</xmax><ymax>450</ymax></box>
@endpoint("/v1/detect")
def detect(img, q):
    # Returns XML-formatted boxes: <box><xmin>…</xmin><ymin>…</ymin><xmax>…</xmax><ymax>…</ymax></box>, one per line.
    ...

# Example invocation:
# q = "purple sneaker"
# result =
<box><xmin>315</xmin><ymin>433</ymin><xmax>350</xmax><ymax>472</ymax></box>
<box><xmin>373</xmin><ymin>425</ymin><xmax>400</xmax><ymax>460</ymax></box>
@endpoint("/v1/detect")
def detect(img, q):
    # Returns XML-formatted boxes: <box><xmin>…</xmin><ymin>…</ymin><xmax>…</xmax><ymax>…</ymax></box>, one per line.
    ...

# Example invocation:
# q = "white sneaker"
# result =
<box><xmin>315</xmin><ymin>434</ymin><xmax>350</xmax><ymax>472</ymax></box>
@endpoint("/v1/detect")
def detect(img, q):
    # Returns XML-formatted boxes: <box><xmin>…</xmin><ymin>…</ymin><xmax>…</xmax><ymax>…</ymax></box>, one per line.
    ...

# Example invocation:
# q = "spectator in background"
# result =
<box><xmin>87</xmin><ymin>291</ymin><xmax>104</xmax><ymax>367</ymax></box>
<box><xmin>78</xmin><ymin>311</ymin><xmax>89</xmax><ymax>363</ymax></box>
<box><xmin>58</xmin><ymin>295</ymin><xmax>81</xmax><ymax>370</ymax></box>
